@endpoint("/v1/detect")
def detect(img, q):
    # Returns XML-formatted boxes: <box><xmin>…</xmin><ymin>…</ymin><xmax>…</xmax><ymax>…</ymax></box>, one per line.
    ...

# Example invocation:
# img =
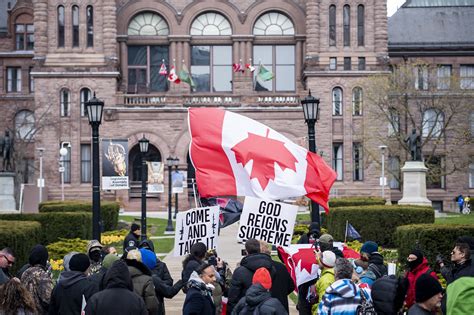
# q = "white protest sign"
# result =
<box><xmin>174</xmin><ymin>206</ymin><xmax>219</xmax><ymax>257</ymax></box>
<box><xmin>237</xmin><ymin>196</ymin><xmax>298</xmax><ymax>247</ymax></box>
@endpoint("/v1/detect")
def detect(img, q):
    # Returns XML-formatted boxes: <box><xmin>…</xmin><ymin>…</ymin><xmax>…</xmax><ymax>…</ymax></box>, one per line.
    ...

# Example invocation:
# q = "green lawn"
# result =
<box><xmin>296</xmin><ymin>213</ymin><xmax>311</xmax><ymax>222</ymax></box>
<box><xmin>152</xmin><ymin>238</ymin><xmax>175</xmax><ymax>255</ymax></box>
<box><xmin>434</xmin><ymin>213</ymin><xmax>474</xmax><ymax>225</ymax></box>
<box><xmin>120</xmin><ymin>216</ymin><xmax>176</xmax><ymax>236</ymax></box>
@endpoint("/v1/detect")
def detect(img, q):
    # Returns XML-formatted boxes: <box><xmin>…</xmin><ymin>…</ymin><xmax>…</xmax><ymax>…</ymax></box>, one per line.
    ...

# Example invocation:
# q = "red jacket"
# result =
<box><xmin>405</xmin><ymin>257</ymin><xmax>439</xmax><ymax>308</ymax></box>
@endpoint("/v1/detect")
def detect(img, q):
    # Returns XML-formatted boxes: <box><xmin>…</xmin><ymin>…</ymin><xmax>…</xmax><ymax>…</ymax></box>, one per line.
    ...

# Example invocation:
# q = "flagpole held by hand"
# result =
<box><xmin>344</xmin><ymin>220</ymin><xmax>348</xmax><ymax>243</ymax></box>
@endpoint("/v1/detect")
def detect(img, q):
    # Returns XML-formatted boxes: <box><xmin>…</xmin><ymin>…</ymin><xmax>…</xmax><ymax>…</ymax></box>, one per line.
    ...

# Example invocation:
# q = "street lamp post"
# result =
<box><xmin>173</xmin><ymin>157</ymin><xmax>179</xmax><ymax>219</ymax></box>
<box><xmin>301</xmin><ymin>90</ymin><xmax>321</xmax><ymax>227</ymax></box>
<box><xmin>37</xmin><ymin>148</ymin><xmax>45</xmax><ymax>204</ymax></box>
<box><xmin>139</xmin><ymin>135</ymin><xmax>149</xmax><ymax>241</ymax></box>
<box><xmin>59</xmin><ymin>144</ymin><xmax>68</xmax><ymax>201</ymax></box>
<box><xmin>85</xmin><ymin>93</ymin><xmax>105</xmax><ymax>241</ymax></box>
<box><xmin>165</xmin><ymin>156</ymin><xmax>174</xmax><ymax>233</ymax></box>
<box><xmin>379</xmin><ymin>145</ymin><xmax>388</xmax><ymax>200</ymax></box>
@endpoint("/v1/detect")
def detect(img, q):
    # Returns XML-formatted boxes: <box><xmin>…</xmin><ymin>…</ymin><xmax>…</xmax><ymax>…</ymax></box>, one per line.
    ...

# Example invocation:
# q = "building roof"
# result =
<box><xmin>0</xmin><ymin>0</ymin><xmax>17</xmax><ymax>33</ymax></box>
<box><xmin>403</xmin><ymin>0</ymin><xmax>474</xmax><ymax>6</ymax></box>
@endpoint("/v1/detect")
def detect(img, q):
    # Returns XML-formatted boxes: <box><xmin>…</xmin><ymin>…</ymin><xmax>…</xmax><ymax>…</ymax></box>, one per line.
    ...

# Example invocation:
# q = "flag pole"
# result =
<box><xmin>192</xmin><ymin>178</ymin><xmax>198</xmax><ymax>208</ymax></box>
<box><xmin>344</xmin><ymin>220</ymin><xmax>348</xmax><ymax>243</ymax></box>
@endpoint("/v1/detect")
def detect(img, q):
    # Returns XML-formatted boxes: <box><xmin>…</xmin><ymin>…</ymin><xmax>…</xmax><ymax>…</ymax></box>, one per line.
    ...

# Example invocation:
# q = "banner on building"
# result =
<box><xmin>174</xmin><ymin>206</ymin><xmax>219</xmax><ymax>257</ymax></box>
<box><xmin>237</xmin><ymin>197</ymin><xmax>298</xmax><ymax>247</ymax></box>
<box><xmin>102</xmin><ymin>139</ymin><xmax>129</xmax><ymax>190</ymax></box>
<box><xmin>172</xmin><ymin>170</ymin><xmax>186</xmax><ymax>194</ymax></box>
<box><xmin>147</xmin><ymin>161</ymin><xmax>164</xmax><ymax>193</ymax></box>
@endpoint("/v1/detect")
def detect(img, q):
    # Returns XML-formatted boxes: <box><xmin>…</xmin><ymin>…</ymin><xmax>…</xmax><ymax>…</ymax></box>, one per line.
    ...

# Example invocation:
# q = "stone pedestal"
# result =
<box><xmin>0</xmin><ymin>173</ymin><xmax>17</xmax><ymax>211</ymax></box>
<box><xmin>398</xmin><ymin>161</ymin><xmax>432</xmax><ymax>207</ymax></box>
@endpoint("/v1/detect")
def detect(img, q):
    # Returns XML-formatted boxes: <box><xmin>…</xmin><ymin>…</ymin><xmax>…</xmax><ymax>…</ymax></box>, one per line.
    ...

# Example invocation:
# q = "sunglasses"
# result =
<box><xmin>1</xmin><ymin>254</ymin><xmax>14</xmax><ymax>265</ymax></box>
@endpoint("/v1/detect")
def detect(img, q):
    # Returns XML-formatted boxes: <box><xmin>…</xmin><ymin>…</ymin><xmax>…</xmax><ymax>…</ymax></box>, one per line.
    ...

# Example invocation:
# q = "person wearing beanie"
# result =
<box><xmin>86</xmin><ymin>240</ymin><xmax>104</xmax><ymax>276</ymax></box>
<box><xmin>49</xmin><ymin>253</ymin><xmax>99</xmax><ymax>315</ymax></box>
<box><xmin>89</xmin><ymin>253</ymin><xmax>120</xmax><ymax>291</ymax></box>
<box><xmin>361</xmin><ymin>241</ymin><xmax>378</xmax><ymax>256</ymax></box>
<box><xmin>298</xmin><ymin>222</ymin><xmax>320</xmax><ymax>245</ymax></box>
<box><xmin>315</xmin><ymin>251</ymin><xmax>336</xmax><ymax>306</ymax></box>
<box><xmin>407</xmin><ymin>274</ymin><xmax>443</xmax><ymax>315</ymax></box>
<box><xmin>404</xmin><ymin>249</ymin><xmax>438</xmax><ymax>309</ymax></box>
<box><xmin>319</xmin><ymin>233</ymin><xmax>344</xmax><ymax>258</ymax></box>
<box><xmin>123</xmin><ymin>222</ymin><xmax>141</xmax><ymax>252</ymax></box>
<box><xmin>20</xmin><ymin>245</ymin><xmax>54</xmax><ymax>315</ymax></box>
<box><xmin>360</xmin><ymin>241</ymin><xmax>387</xmax><ymax>282</ymax></box>
<box><xmin>232</xmin><ymin>267</ymin><xmax>288</xmax><ymax>315</ymax></box>
<box><xmin>182</xmin><ymin>242</ymin><xmax>208</xmax><ymax>289</ymax></box>
<box><xmin>183</xmin><ymin>263</ymin><xmax>217</xmax><ymax>315</ymax></box>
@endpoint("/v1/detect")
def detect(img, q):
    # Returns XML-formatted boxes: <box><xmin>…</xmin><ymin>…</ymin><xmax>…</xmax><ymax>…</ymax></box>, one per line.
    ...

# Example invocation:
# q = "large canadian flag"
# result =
<box><xmin>188</xmin><ymin>108</ymin><xmax>337</xmax><ymax>211</ymax></box>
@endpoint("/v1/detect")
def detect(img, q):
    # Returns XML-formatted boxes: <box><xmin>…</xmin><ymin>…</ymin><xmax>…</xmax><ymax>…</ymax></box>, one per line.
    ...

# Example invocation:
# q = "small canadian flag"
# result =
<box><xmin>159</xmin><ymin>61</ymin><xmax>168</xmax><ymax>76</ymax></box>
<box><xmin>232</xmin><ymin>63</ymin><xmax>245</xmax><ymax>73</ymax></box>
<box><xmin>167</xmin><ymin>66</ymin><xmax>180</xmax><ymax>84</ymax></box>
<box><xmin>245</xmin><ymin>63</ymin><xmax>256</xmax><ymax>73</ymax></box>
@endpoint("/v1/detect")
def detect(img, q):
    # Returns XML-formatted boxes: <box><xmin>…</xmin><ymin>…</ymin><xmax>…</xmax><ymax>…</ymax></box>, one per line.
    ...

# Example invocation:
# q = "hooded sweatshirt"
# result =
<box><xmin>318</xmin><ymin>279</ymin><xmax>371</xmax><ymax>315</ymax></box>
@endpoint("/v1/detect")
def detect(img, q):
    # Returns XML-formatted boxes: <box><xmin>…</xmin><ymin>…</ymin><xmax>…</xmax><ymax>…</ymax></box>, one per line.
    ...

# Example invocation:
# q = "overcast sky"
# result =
<box><xmin>387</xmin><ymin>0</ymin><xmax>407</xmax><ymax>16</ymax></box>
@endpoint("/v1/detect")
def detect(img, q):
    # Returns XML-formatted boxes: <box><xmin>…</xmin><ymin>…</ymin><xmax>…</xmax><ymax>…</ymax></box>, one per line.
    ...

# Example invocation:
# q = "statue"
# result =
<box><xmin>405</xmin><ymin>128</ymin><xmax>422</xmax><ymax>161</ymax></box>
<box><xmin>1</xmin><ymin>130</ymin><xmax>14</xmax><ymax>172</ymax></box>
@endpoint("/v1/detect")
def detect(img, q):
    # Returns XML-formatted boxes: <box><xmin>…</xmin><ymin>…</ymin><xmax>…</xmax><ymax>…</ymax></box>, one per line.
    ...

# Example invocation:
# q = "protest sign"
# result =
<box><xmin>102</xmin><ymin>139</ymin><xmax>129</xmax><ymax>190</ymax></box>
<box><xmin>237</xmin><ymin>196</ymin><xmax>298</xmax><ymax>247</ymax></box>
<box><xmin>174</xmin><ymin>206</ymin><xmax>219</xmax><ymax>257</ymax></box>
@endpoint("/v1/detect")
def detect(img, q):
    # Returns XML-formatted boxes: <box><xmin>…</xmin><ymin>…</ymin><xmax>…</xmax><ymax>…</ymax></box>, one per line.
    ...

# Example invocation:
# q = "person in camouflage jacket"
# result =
<box><xmin>86</xmin><ymin>240</ymin><xmax>104</xmax><ymax>276</ymax></box>
<box><xmin>20</xmin><ymin>245</ymin><xmax>54</xmax><ymax>315</ymax></box>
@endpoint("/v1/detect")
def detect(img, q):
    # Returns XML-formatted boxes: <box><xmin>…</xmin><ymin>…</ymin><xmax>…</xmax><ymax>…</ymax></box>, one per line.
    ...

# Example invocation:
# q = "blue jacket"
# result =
<box><xmin>318</xmin><ymin>279</ymin><xmax>371</xmax><ymax>315</ymax></box>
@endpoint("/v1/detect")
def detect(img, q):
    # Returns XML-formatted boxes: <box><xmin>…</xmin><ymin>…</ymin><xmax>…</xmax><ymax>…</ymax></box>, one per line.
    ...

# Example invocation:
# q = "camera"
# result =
<box><xmin>208</xmin><ymin>255</ymin><xmax>217</xmax><ymax>266</ymax></box>
<box><xmin>241</xmin><ymin>249</ymin><xmax>247</xmax><ymax>256</ymax></box>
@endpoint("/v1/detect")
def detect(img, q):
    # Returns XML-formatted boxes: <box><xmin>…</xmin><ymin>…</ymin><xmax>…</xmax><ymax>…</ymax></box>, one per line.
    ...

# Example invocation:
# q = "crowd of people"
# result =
<box><xmin>1</xmin><ymin>222</ymin><xmax>474</xmax><ymax>314</ymax></box>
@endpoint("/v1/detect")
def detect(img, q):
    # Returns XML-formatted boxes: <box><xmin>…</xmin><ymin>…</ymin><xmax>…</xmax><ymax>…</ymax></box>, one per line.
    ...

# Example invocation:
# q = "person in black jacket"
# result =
<box><xmin>88</xmin><ymin>253</ymin><xmax>119</xmax><ymax>291</ymax></box>
<box><xmin>361</xmin><ymin>241</ymin><xmax>387</xmax><ymax>280</ymax></box>
<box><xmin>183</xmin><ymin>263</ymin><xmax>216</xmax><ymax>315</ymax></box>
<box><xmin>440</xmin><ymin>242</ymin><xmax>474</xmax><ymax>284</ymax></box>
<box><xmin>226</xmin><ymin>239</ymin><xmax>274</xmax><ymax>314</ymax></box>
<box><xmin>84</xmin><ymin>260</ymin><xmax>147</xmax><ymax>315</ymax></box>
<box><xmin>182</xmin><ymin>242</ymin><xmax>207</xmax><ymax>287</ymax></box>
<box><xmin>297</xmin><ymin>222</ymin><xmax>320</xmax><ymax>245</ymax></box>
<box><xmin>49</xmin><ymin>253</ymin><xmax>99</xmax><ymax>315</ymax></box>
<box><xmin>123</xmin><ymin>223</ymin><xmax>141</xmax><ymax>251</ymax></box>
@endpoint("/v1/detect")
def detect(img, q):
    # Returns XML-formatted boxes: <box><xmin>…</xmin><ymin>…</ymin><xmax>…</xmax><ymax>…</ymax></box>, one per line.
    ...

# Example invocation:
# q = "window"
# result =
<box><xmin>86</xmin><ymin>6</ymin><xmax>94</xmax><ymax>47</ymax></box>
<box><xmin>190</xmin><ymin>12</ymin><xmax>231</xmax><ymax>36</ymax></box>
<box><xmin>460</xmin><ymin>65</ymin><xmax>474</xmax><ymax>89</ymax></box>
<box><xmin>15</xmin><ymin>24</ymin><xmax>34</xmax><ymax>50</ymax></box>
<box><xmin>332</xmin><ymin>87</ymin><xmax>343</xmax><ymax>116</ymax></box>
<box><xmin>469</xmin><ymin>158</ymin><xmax>474</xmax><ymax>188</ymax></box>
<box><xmin>358</xmin><ymin>57</ymin><xmax>366</xmax><ymax>70</ymax></box>
<box><xmin>7</xmin><ymin>67</ymin><xmax>21</xmax><ymax>92</ymax></box>
<box><xmin>253</xmin><ymin>12</ymin><xmax>295</xmax><ymax>35</ymax></box>
<box><xmin>329</xmin><ymin>5</ymin><xmax>336</xmax><ymax>46</ymax></box>
<box><xmin>343</xmin><ymin>5</ymin><xmax>350</xmax><ymax>46</ymax></box>
<box><xmin>127</xmin><ymin>45</ymin><xmax>169</xmax><ymax>93</ymax></box>
<box><xmin>29</xmin><ymin>67</ymin><xmax>34</xmax><ymax>92</ymax></box>
<box><xmin>128</xmin><ymin>12</ymin><xmax>169</xmax><ymax>36</ymax></box>
<box><xmin>437</xmin><ymin>65</ymin><xmax>451</xmax><ymax>90</ymax></box>
<box><xmin>192</xmin><ymin>46</ymin><xmax>232</xmax><ymax>92</ymax></box>
<box><xmin>81</xmin><ymin>144</ymin><xmax>91</xmax><ymax>183</ymax></box>
<box><xmin>60</xmin><ymin>89</ymin><xmax>70</xmax><ymax>117</ymax></box>
<box><xmin>357</xmin><ymin>5</ymin><xmax>365</xmax><ymax>46</ymax></box>
<box><xmin>57</xmin><ymin>6</ymin><xmax>65</xmax><ymax>47</ymax></box>
<box><xmin>80</xmin><ymin>88</ymin><xmax>92</xmax><ymax>117</ymax></box>
<box><xmin>422</xmin><ymin>109</ymin><xmax>444</xmax><ymax>138</ymax></box>
<box><xmin>353</xmin><ymin>143</ymin><xmax>363</xmax><ymax>181</ymax></box>
<box><xmin>61</xmin><ymin>146</ymin><xmax>71</xmax><ymax>184</ymax></box>
<box><xmin>330</xmin><ymin>57</ymin><xmax>337</xmax><ymax>70</ymax></box>
<box><xmin>15</xmin><ymin>110</ymin><xmax>35</xmax><ymax>140</ymax></box>
<box><xmin>388</xmin><ymin>108</ymin><xmax>400</xmax><ymax>136</ymax></box>
<box><xmin>415</xmin><ymin>66</ymin><xmax>428</xmax><ymax>90</ymax></box>
<box><xmin>72</xmin><ymin>6</ymin><xmax>79</xmax><ymax>47</ymax></box>
<box><xmin>352</xmin><ymin>87</ymin><xmax>363</xmax><ymax>116</ymax></box>
<box><xmin>344</xmin><ymin>57</ymin><xmax>351</xmax><ymax>70</ymax></box>
<box><xmin>388</xmin><ymin>156</ymin><xmax>400</xmax><ymax>189</ymax></box>
<box><xmin>333</xmin><ymin>143</ymin><xmax>343</xmax><ymax>180</ymax></box>
<box><xmin>253</xmin><ymin>45</ymin><xmax>295</xmax><ymax>92</ymax></box>
<box><xmin>425</xmin><ymin>156</ymin><xmax>445</xmax><ymax>189</ymax></box>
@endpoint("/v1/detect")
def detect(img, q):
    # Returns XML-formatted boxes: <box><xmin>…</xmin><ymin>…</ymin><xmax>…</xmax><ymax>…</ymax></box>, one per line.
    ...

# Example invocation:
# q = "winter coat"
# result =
<box><xmin>232</xmin><ymin>283</ymin><xmax>288</xmax><ymax>315</ymax></box>
<box><xmin>317</xmin><ymin>279</ymin><xmax>372</xmax><ymax>315</ymax></box>
<box><xmin>84</xmin><ymin>260</ymin><xmax>147</xmax><ymax>315</ymax></box>
<box><xmin>371</xmin><ymin>275</ymin><xmax>408</xmax><ymax>315</ymax></box>
<box><xmin>446</xmin><ymin>276</ymin><xmax>474</xmax><ymax>315</ymax></box>
<box><xmin>48</xmin><ymin>271</ymin><xmax>99</xmax><ymax>315</ymax></box>
<box><xmin>182</xmin><ymin>256</ymin><xmax>202</xmax><ymax>286</ymax></box>
<box><xmin>123</xmin><ymin>232</ymin><xmax>140</xmax><ymax>251</ymax></box>
<box><xmin>87</xmin><ymin>267</ymin><xmax>107</xmax><ymax>291</ymax></box>
<box><xmin>441</xmin><ymin>259</ymin><xmax>474</xmax><ymax>285</ymax></box>
<box><xmin>125</xmin><ymin>259</ymin><xmax>160</xmax><ymax>315</ymax></box>
<box><xmin>367</xmin><ymin>252</ymin><xmax>388</xmax><ymax>280</ymax></box>
<box><xmin>0</xmin><ymin>268</ymin><xmax>10</xmax><ymax>285</ymax></box>
<box><xmin>183</xmin><ymin>272</ymin><xmax>215</xmax><ymax>315</ymax></box>
<box><xmin>405</xmin><ymin>258</ymin><xmax>438</xmax><ymax>309</ymax></box>
<box><xmin>21</xmin><ymin>265</ymin><xmax>54</xmax><ymax>315</ymax></box>
<box><xmin>316</xmin><ymin>268</ymin><xmax>335</xmax><ymax>304</ymax></box>
<box><xmin>268</xmin><ymin>259</ymin><xmax>294</xmax><ymax>313</ymax></box>
<box><xmin>227</xmin><ymin>253</ymin><xmax>274</xmax><ymax>314</ymax></box>
<box><xmin>407</xmin><ymin>304</ymin><xmax>433</xmax><ymax>315</ymax></box>
<box><xmin>210</xmin><ymin>262</ymin><xmax>233</xmax><ymax>315</ymax></box>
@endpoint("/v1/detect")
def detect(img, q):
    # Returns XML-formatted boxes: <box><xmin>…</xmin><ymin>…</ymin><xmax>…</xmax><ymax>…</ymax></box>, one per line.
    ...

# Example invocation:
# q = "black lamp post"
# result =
<box><xmin>139</xmin><ymin>135</ymin><xmax>149</xmax><ymax>241</ymax></box>
<box><xmin>173</xmin><ymin>157</ymin><xmax>179</xmax><ymax>219</ymax></box>
<box><xmin>301</xmin><ymin>90</ymin><xmax>321</xmax><ymax>228</ymax></box>
<box><xmin>165</xmin><ymin>156</ymin><xmax>174</xmax><ymax>233</ymax></box>
<box><xmin>85</xmin><ymin>92</ymin><xmax>104</xmax><ymax>241</ymax></box>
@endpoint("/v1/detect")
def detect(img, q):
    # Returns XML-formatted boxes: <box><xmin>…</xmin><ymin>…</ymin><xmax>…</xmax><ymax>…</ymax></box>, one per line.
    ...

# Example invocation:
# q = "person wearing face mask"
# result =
<box><xmin>86</xmin><ymin>240</ymin><xmax>104</xmax><ymax>276</ymax></box>
<box><xmin>407</xmin><ymin>274</ymin><xmax>443</xmax><ymax>315</ymax></box>
<box><xmin>404</xmin><ymin>249</ymin><xmax>438</xmax><ymax>309</ymax></box>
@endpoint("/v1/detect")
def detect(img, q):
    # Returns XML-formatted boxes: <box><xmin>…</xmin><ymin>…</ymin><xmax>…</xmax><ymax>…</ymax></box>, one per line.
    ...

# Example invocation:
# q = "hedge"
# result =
<box><xmin>47</xmin><ymin>238</ymin><xmax>89</xmax><ymax>260</ymax></box>
<box><xmin>39</xmin><ymin>200</ymin><xmax>119</xmax><ymax>231</ymax></box>
<box><xmin>0</xmin><ymin>220</ymin><xmax>42</xmax><ymax>274</ymax></box>
<box><xmin>395</xmin><ymin>224</ymin><xmax>474</xmax><ymax>268</ymax></box>
<box><xmin>329</xmin><ymin>197</ymin><xmax>386</xmax><ymax>208</ymax></box>
<box><xmin>326</xmin><ymin>205</ymin><xmax>434</xmax><ymax>246</ymax></box>
<box><xmin>0</xmin><ymin>212</ymin><xmax>92</xmax><ymax>245</ymax></box>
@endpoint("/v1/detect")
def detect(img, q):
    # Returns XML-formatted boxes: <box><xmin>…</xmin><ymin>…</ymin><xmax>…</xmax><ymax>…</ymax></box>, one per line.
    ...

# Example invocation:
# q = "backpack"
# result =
<box><xmin>238</xmin><ymin>297</ymin><xmax>271</xmax><ymax>315</ymax></box>
<box><xmin>356</xmin><ymin>288</ymin><xmax>376</xmax><ymax>315</ymax></box>
<box><xmin>372</xmin><ymin>275</ymin><xmax>408</xmax><ymax>314</ymax></box>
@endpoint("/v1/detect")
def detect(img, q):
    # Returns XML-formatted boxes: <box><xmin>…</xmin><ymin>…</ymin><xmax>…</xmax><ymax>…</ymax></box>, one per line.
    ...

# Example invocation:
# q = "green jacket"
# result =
<box><xmin>447</xmin><ymin>276</ymin><xmax>474</xmax><ymax>315</ymax></box>
<box><xmin>316</xmin><ymin>268</ymin><xmax>335</xmax><ymax>303</ymax></box>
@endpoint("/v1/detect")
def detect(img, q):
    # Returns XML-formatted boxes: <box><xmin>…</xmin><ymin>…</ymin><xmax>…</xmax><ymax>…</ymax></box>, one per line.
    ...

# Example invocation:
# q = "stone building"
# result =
<box><xmin>0</xmin><ymin>0</ymin><xmax>470</xmax><ymax>211</ymax></box>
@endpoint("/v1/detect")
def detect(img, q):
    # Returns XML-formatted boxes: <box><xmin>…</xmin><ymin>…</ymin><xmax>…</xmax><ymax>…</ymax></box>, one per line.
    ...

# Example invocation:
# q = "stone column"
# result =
<box><xmin>0</xmin><ymin>173</ymin><xmax>16</xmax><ymax>211</ymax></box>
<box><xmin>398</xmin><ymin>161</ymin><xmax>432</xmax><ymax>206</ymax></box>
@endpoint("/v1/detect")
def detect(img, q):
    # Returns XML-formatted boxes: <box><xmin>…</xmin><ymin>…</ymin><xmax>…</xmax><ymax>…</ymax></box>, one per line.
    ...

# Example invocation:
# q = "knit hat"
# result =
<box><xmin>127</xmin><ymin>249</ymin><xmax>142</xmax><ymax>262</ymax></box>
<box><xmin>139</xmin><ymin>248</ymin><xmax>157</xmax><ymax>270</ymax></box>
<box><xmin>28</xmin><ymin>244</ymin><xmax>48</xmax><ymax>267</ymax></box>
<box><xmin>87</xmin><ymin>240</ymin><xmax>103</xmax><ymax>253</ymax></box>
<box><xmin>320</xmin><ymin>251</ymin><xmax>336</xmax><ymax>268</ymax></box>
<box><xmin>102</xmin><ymin>253</ymin><xmax>120</xmax><ymax>269</ymax></box>
<box><xmin>252</xmin><ymin>267</ymin><xmax>272</xmax><ymax>290</ymax></box>
<box><xmin>361</xmin><ymin>241</ymin><xmax>378</xmax><ymax>254</ymax></box>
<box><xmin>131</xmin><ymin>223</ymin><xmax>140</xmax><ymax>232</ymax></box>
<box><xmin>69</xmin><ymin>253</ymin><xmax>91</xmax><ymax>272</ymax></box>
<box><xmin>319</xmin><ymin>234</ymin><xmax>334</xmax><ymax>244</ymax></box>
<box><xmin>415</xmin><ymin>274</ymin><xmax>443</xmax><ymax>302</ymax></box>
<box><xmin>63</xmin><ymin>251</ymin><xmax>79</xmax><ymax>272</ymax></box>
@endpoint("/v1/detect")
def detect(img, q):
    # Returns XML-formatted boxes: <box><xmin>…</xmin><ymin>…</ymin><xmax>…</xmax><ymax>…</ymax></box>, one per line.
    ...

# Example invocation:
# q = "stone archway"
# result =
<box><xmin>129</xmin><ymin>143</ymin><xmax>161</xmax><ymax>182</ymax></box>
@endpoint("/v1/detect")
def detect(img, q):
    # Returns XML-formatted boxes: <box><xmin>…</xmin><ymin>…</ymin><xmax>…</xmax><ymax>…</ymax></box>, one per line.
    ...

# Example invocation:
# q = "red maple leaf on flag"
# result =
<box><xmin>291</xmin><ymin>247</ymin><xmax>318</xmax><ymax>275</ymax></box>
<box><xmin>231</xmin><ymin>130</ymin><xmax>298</xmax><ymax>190</ymax></box>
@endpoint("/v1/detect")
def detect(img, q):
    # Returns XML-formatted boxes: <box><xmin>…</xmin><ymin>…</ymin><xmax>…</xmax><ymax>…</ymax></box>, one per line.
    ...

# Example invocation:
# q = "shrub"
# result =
<box><xmin>394</xmin><ymin>224</ymin><xmax>474</xmax><ymax>268</ymax></box>
<box><xmin>0</xmin><ymin>220</ymin><xmax>42</xmax><ymax>274</ymax></box>
<box><xmin>326</xmin><ymin>205</ymin><xmax>434</xmax><ymax>246</ymax></box>
<box><xmin>329</xmin><ymin>197</ymin><xmax>386</xmax><ymax>208</ymax></box>
<box><xmin>39</xmin><ymin>200</ymin><xmax>119</xmax><ymax>231</ymax></box>
<box><xmin>46</xmin><ymin>238</ymin><xmax>89</xmax><ymax>260</ymax></box>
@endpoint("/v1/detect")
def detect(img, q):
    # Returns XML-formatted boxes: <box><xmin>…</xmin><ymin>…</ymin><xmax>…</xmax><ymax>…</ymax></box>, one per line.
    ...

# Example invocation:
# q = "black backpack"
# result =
<box><xmin>372</xmin><ymin>275</ymin><xmax>408</xmax><ymax>315</ymax></box>
<box><xmin>238</xmin><ymin>297</ymin><xmax>271</xmax><ymax>315</ymax></box>
<box><xmin>356</xmin><ymin>288</ymin><xmax>376</xmax><ymax>315</ymax></box>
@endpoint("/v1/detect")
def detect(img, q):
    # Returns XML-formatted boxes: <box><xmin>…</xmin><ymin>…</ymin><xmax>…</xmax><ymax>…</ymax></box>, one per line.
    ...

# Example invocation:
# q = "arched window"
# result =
<box><xmin>60</xmin><ymin>89</ymin><xmax>70</xmax><ymax>117</ymax></box>
<box><xmin>253</xmin><ymin>12</ymin><xmax>295</xmax><ymax>35</ymax></box>
<box><xmin>332</xmin><ymin>87</ymin><xmax>343</xmax><ymax>116</ymax></box>
<box><xmin>352</xmin><ymin>87</ymin><xmax>363</xmax><ymax>116</ymax></box>
<box><xmin>80</xmin><ymin>88</ymin><xmax>92</xmax><ymax>117</ymax></box>
<box><xmin>329</xmin><ymin>5</ymin><xmax>336</xmax><ymax>46</ymax></box>
<box><xmin>343</xmin><ymin>5</ymin><xmax>351</xmax><ymax>46</ymax></box>
<box><xmin>72</xmin><ymin>6</ymin><xmax>79</xmax><ymax>47</ymax></box>
<box><xmin>57</xmin><ymin>6</ymin><xmax>65</xmax><ymax>47</ymax></box>
<box><xmin>15</xmin><ymin>110</ymin><xmax>35</xmax><ymax>140</ymax></box>
<box><xmin>86</xmin><ymin>6</ymin><xmax>94</xmax><ymax>47</ymax></box>
<box><xmin>190</xmin><ymin>12</ymin><xmax>232</xmax><ymax>35</ymax></box>
<box><xmin>128</xmin><ymin>12</ymin><xmax>169</xmax><ymax>36</ymax></box>
<box><xmin>357</xmin><ymin>5</ymin><xmax>365</xmax><ymax>46</ymax></box>
<box><xmin>422</xmin><ymin>109</ymin><xmax>444</xmax><ymax>138</ymax></box>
